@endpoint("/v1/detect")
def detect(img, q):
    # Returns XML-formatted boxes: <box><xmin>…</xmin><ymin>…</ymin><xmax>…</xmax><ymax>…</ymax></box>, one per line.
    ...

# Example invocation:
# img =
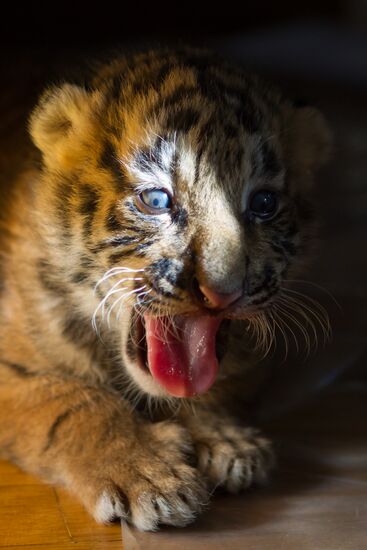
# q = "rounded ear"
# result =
<box><xmin>284</xmin><ymin>105</ymin><xmax>332</xmax><ymax>179</ymax></box>
<box><xmin>29</xmin><ymin>84</ymin><xmax>93</xmax><ymax>168</ymax></box>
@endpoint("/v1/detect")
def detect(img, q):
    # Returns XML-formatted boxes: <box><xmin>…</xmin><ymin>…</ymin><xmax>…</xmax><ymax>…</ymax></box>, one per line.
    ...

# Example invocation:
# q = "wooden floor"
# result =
<box><xmin>1</xmin><ymin>385</ymin><xmax>367</xmax><ymax>550</ymax></box>
<box><xmin>124</xmin><ymin>386</ymin><xmax>367</xmax><ymax>550</ymax></box>
<box><xmin>1</xmin><ymin>40</ymin><xmax>367</xmax><ymax>550</ymax></box>
<box><xmin>0</xmin><ymin>461</ymin><xmax>123</xmax><ymax>549</ymax></box>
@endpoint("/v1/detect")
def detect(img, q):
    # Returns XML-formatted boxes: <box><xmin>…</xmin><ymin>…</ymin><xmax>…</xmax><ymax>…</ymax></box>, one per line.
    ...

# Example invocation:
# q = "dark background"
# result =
<box><xmin>0</xmin><ymin>1</ymin><xmax>363</xmax><ymax>46</ymax></box>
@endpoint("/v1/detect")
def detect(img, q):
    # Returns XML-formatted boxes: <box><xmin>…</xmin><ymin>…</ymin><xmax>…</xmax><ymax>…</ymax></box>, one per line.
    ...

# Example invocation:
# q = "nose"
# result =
<box><xmin>197</xmin><ymin>283</ymin><xmax>243</xmax><ymax>310</ymax></box>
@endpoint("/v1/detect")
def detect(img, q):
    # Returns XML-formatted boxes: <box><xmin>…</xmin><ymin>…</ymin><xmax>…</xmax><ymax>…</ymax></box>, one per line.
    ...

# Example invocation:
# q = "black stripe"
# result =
<box><xmin>99</xmin><ymin>141</ymin><xmax>123</xmax><ymax>186</ymax></box>
<box><xmin>260</xmin><ymin>142</ymin><xmax>282</xmax><ymax>179</ymax></box>
<box><xmin>270</xmin><ymin>242</ymin><xmax>286</xmax><ymax>257</ymax></box>
<box><xmin>217</xmin><ymin>426</ymin><xmax>243</xmax><ymax>454</ymax></box>
<box><xmin>149</xmin><ymin>258</ymin><xmax>186</xmax><ymax>289</ymax></box>
<box><xmin>192</xmin><ymin>112</ymin><xmax>218</xmax><ymax>185</ymax></box>
<box><xmin>108</xmin><ymin>248</ymin><xmax>137</xmax><ymax>263</ymax></box>
<box><xmin>136</xmin><ymin>240</ymin><xmax>154</xmax><ymax>253</ymax></box>
<box><xmin>247</xmin><ymin>265</ymin><xmax>275</xmax><ymax>297</ymax></box>
<box><xmin>165</xmin><ymin>107</ymin><xmax>201</xmax><ymax>133</ymax></box>
<box><xmin>79</xmin><ymin>186</ymin><xmax>100</xmax><ymax>239</ymax></box>
<box><xmin>43</xmin><ymin>401</ymin><xmax>89</xmax><ymax>452</ymax></box>
<box><xmin>130</xmin><ymin>61</ymin><xmax>174</xmax><ymax>97</ymax></box>
<box><xmin>250</xmin><ymin>149</ymin><xmax>261</xmax><ymax>178</ymax></box>
<box><xmin>108</xmin><ymin>236</ymin><xmax>140</xmax><ymax>247</ymax></box>
<box><xmin>204</xmin><ymin>446</ymin><xmax>213</xmax><ymax>472</ymax></box>
<box><xmin>109</xmin><ymin>74</ymin><xmax>123</xmax><ymax>101</ymax></box>
<box><xmin>118</xmin><ymin>225</ymin><xmax>146</xmax><ymax>235</ymax></box>
<box><xmin>146</xmin><ymin>86</ymin><xmax>197</xmax><ymax>123</ymax></box>
<box><xmin>148</xmin><ymin>139</ymin><xmax>166</xmax><ymax>171</ymax></box>
<box><xmin>78</xmin><ymin>185</ymin><xmax>99</xmax><ymax>216</ymax></box>
<box><xmin>235</xmin><ymin>103</ymin><xmax>263</xmax><ymax>135</ymax></box>
<box><xmin>115</xmin><ymin>487</ymin><xmax>131</xmax><ymax>517</ymax></box>
<box><xmin>62</xmin><ymin>312</ymin><xmax>98</xmax><ymax>350</ymax></box>
<box><xmin>92</xmin><ymin>235</ymin><xmax>139</xmax><ymax>253</ymax></box>
<box><xmin>149</xmin><ymin>258</ymin><xmax>173</xmax><ymax>278</ymax></box>
<box><xmin>105</xmin><ymin>205</ymin><xmax>123</xmax><ymax>232</ymax></box>
<box><xmin>171</xmin><ymin>207</ymin><xmax>188</xmax><ymax>229</ymax></box>
<box><xmin>108</xmin><ymin>240</ymin><xmax>155</xmax><ymax>263</ymax></box>
<box><xmin>250</xmin><ymin>285</ymin><xmax>279</xmax><ymax>306</ymax></box>
<box><xmin>79</xmin><ymin>255</ymin><xmax>95</xmax><ymax>270</ymax></box>
<box><xmin>71</xmin><ymin>271</ymin><xmax>89</xmax><ymax>284</ymax></box>
<box><xmin>0</xmin><ymin>360</ymin><xmax>34</xmax><ymax>377</ymax></box>
<box><xmin>106</xmin><ymin>217</ymin><xmax>147</xmax><ymax>236</ymax></box>
<box><xmin>194</xmin><ymin>70</ymin><xmax>263</xmax><ymax>133</ymax></box>
<box><xmin>193</xmin><ymin>148</ymin><xmax>203</xmax><ymax>186</ymax></box>
<box><xmin>159</xmin><ymin>85</ymin><xmax>198</xmax><ymax>111</ymax></box>
<box><xmin>38</xmin><ymin>259</ymin><xmax>69</xmax><ymax>297</ymax></box>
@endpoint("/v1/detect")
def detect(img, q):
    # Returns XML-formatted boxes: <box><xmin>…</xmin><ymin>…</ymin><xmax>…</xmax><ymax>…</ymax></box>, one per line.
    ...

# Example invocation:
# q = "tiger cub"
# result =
<box><xmin>0</xmin><ymin>48</ymin><xmax>330</xmax><ymax>530</ymax></box>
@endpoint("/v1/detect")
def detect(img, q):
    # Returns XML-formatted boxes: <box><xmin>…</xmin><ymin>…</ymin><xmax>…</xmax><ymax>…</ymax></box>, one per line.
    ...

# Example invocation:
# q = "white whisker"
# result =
<box><xmin>106</xmin><ymin>285</ymin><xmax>147</xmax><ymax>327</ymax></box>
<box><xmin>92</xmin><ymin>265</ymin><xmax>147</xmax><ymax>335</ymax></box>
<box><xmin>94</xmin><ymin>268</ymin><xmax>144</xmax><ymax>292</ymax></box>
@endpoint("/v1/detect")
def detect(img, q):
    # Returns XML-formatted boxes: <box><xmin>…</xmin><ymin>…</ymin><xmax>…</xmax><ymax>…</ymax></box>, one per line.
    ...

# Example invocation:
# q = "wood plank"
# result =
<box><xmin>0</xmin><ymin>484</ymin><xmax>71</xmax><ymax>547</ymax></box>
<box><xmin>8</xmin><ymin>544</ymin><xmax>123</xmax><ymax>550</ymax></box>
<box><xmin>0</xmin><ymin>460</ymin><xmax>122</xmax><ymax>547</ymax></box>
<box><xmin>122</xmin><ymin>474</ymin><xmax>367</xmax><ymax>550</ymax></box>
<box><xmin>55</xmin><ymin>487</ymin><xmax>123</xmax><ymax>544</ymax></box>
<box><xmin>0</xmin><ymin>460</ymin><xmax>42</xmax><ymax>486</ymax></box>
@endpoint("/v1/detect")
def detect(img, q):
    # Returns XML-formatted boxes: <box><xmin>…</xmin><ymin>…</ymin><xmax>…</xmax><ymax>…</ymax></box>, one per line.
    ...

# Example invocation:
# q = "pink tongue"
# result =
<box><xmin>144</xmin><ymin>315</ymin><xmax>222</xmax><ymax>397</ymax></box>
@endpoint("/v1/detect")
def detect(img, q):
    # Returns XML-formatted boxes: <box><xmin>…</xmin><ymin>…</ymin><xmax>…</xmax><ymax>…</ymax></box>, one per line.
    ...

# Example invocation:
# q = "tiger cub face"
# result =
<box><xmin>30</xmin><ymin>49</ymin><xmax>331</xmax><ymax>399</ymax></box>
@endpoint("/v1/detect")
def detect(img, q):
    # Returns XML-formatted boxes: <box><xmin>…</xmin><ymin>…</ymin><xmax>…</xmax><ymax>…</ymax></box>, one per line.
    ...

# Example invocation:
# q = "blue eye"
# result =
<box><xmin>139</xmin><ymin>189</ymin><xmax>172</xmax><ymax>212</ymax></box>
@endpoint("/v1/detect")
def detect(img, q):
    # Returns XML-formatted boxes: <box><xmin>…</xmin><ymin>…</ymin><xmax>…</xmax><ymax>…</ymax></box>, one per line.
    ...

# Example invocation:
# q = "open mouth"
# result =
<box><xmin>129</xmin><ymin>313</ymin><xmax>230</xmax><ymax>398</ymax></box>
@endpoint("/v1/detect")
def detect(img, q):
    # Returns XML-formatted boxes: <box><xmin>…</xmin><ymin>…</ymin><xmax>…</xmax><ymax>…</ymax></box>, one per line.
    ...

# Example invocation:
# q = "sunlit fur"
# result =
<box><xmin>0</xmin><ymin>48</ymin><xmax>331</xmax><ymax>530</ymax></box>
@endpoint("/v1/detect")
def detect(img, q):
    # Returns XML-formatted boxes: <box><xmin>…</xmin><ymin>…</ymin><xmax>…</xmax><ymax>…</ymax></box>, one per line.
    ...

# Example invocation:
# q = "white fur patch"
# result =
<box><xmin>178</xmin><ymin>146</ymin><xmax>197</xmax><ymax>185</ymax></box>
<box><xmin>94</xmin><ymin>491</ymin><xmax>127</xmax><ymax>523</ymax></box>
<box><xmin>132</xmin><ymin>491</ymin><xmax>198</xmax><ymax>531</ymax></box>
<box><xmin>124</xmin><ymin>136</ymin><xmax>177</xmax><ymax>195</ymax></box>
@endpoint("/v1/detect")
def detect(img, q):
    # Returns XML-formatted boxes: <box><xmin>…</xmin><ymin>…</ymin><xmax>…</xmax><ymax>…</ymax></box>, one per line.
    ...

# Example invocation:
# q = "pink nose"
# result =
<box><xmin>199</xmin><ymin>285</ymin><xmax>242</xmax><ymax>310</ymax></box>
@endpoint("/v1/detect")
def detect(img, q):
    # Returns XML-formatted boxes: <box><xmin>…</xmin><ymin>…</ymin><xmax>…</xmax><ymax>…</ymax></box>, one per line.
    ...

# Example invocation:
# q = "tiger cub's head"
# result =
<box><xmin>30</xmin><ymin>49</ymin><xmax>331</xmax><ymax>398</ymax></box>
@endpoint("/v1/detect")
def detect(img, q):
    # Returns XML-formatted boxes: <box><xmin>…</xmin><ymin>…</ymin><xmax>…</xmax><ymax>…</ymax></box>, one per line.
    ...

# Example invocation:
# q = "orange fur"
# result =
<box><xmin>0</xmin><ymin>48</ymin><xmax>330</xmax><ymax>530</ymax></box>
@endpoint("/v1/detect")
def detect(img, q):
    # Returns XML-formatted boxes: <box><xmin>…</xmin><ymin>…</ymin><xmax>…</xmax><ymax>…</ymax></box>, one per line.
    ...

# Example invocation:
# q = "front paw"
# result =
<box><xmin>71</xmin><ymin>421</ymin><xmax>208</xmax><ymax>531</ymax></box>
<box><xmin>187</xmin><ymin>414</ymin><xmax>274</xmax><ymax>493</ymax></box>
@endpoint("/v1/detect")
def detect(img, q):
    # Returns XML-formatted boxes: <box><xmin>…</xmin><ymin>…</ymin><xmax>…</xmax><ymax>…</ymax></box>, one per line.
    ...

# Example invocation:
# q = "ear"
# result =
<box><xmin>29</xmin><ymin>84</ymin><xmax>94</xmax><ymax>169</ymax></box>
<box><xmin>284</xmin><ymin>105</ymin><xmax>332</xmax><ymax>180</ymax></box>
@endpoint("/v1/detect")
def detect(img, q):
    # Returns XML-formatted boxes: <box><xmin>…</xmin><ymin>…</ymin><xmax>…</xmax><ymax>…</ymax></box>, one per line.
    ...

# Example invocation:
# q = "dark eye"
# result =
<box><xmin>139</xmin><ymin>189</ymin><xmax>172</xmax><ymax>213</ymax></box>
<box><xmin>249</xmin><ymin>190</ymin><xmax>278</xmax><ymax>219</ymax></box>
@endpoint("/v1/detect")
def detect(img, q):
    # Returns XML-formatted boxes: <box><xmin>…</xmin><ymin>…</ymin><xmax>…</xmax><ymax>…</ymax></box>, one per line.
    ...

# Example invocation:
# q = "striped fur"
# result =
<box><xmin>0</xmin><ymin>48</ymin><xmax>330</xmax><ymax>530</ymax></box>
